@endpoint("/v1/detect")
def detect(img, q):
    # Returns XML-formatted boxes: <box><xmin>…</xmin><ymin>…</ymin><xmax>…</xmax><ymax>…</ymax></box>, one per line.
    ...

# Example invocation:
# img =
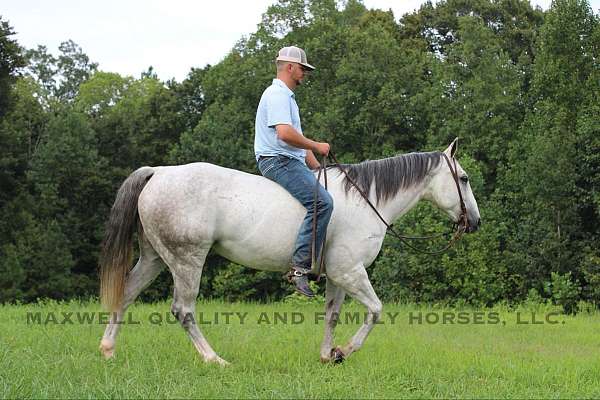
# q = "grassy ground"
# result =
<box><xmin>1</xmin><ymin>299</ymin><xmax>600</xmax><ymax>398</ymax></box>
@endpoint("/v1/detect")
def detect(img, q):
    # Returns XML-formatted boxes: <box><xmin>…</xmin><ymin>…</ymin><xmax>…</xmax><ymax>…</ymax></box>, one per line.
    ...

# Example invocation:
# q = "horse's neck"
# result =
<box><xmin>328</xmin><ymin>159</ymin><xmax>431</xmax><ymax>225</ymax></box>
<box><xmin>374</xmin><ymin>182</ymin><xmax>427</xmax><ymax>224</ymax></box>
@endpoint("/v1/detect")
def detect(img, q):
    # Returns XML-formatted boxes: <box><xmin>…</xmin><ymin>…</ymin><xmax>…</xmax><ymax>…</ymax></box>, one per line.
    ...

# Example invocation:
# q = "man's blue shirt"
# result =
<box><xmin>254</xmin><ymin>79</ymin><xmax>306</xmax><ymax>163</ymax></box>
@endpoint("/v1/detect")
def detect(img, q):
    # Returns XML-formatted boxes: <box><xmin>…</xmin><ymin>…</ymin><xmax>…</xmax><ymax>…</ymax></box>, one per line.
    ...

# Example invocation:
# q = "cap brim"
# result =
<box><xmin>300</xmin><ymin>62</ymin><xmax>315</xmax><ymax>71</ymax></box>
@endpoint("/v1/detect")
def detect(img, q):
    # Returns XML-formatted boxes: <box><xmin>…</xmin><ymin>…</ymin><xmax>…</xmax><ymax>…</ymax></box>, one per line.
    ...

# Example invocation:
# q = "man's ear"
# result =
<box><xmin>443</xmin><ymin>137</ymin><xmax>459</xmax><ymax>158</ymax></box>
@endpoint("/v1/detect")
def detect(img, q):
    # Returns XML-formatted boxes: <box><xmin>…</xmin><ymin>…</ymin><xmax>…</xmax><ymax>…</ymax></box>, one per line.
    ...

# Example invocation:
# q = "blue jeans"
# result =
<box><xmin>258</xmin><ymin>155</ymin><xmax>334</xmax><ymax>272</ymax></box>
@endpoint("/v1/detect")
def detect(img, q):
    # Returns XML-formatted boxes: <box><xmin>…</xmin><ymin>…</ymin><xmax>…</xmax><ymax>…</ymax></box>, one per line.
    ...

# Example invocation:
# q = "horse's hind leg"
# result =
<box><xmin>164</xmin><ymin>244</ymin><xmax>228</xmax><ymax>365</ymax></box>
<box><xmin>100</xmin><ymin>236</ymin><xmax>164</xmax><ymax>358</ymax></box>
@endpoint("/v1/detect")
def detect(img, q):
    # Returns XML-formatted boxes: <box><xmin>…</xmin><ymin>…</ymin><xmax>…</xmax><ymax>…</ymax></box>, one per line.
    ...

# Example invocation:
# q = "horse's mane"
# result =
<box><xmin>335</xmin><ymin>151</ymin><xmax>442</xmax><ymax>205</ymax></box>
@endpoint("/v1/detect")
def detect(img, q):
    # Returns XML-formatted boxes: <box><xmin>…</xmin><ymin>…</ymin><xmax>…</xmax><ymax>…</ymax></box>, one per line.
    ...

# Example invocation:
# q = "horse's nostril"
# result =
<box><xmin>466</xmin><ymin>218</ymin><xmax>481</xmax><ymax>233</ymax></box>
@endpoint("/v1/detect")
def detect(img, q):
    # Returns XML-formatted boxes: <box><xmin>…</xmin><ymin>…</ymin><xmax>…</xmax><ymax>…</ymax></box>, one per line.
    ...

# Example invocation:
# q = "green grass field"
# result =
<box><xmin>2</xmin><ymin>299</ymin><xmax>600</xmax><ymax>398</ymax></box>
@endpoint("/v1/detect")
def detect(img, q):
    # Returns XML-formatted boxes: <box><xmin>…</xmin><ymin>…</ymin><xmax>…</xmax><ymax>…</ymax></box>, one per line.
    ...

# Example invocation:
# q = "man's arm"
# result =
<box><xmin>305</xmin><ymin>150</ymin><xmax>320</xmax><ymax>170</ymax></box>
<box><xmin>275</xmin><ymin>124</ymin><xmax>330</xmax><ymax>157</ymax></box>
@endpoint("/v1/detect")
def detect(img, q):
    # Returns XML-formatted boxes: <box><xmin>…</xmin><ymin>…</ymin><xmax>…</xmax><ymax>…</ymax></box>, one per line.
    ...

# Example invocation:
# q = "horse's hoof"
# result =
<box><xmin>331</xmin><ymin>347</ymin><xmax>345</xmax><ymax>364</ymax></box>
<box><xmin>208</xmin><ymin>356</ymin><xmax>230</xmax><ymax>366</ymax></box>
<box><xmin>99</xmin><ymin>339</ymin><xmax>115</xmax><ymax>359</ymax></box>
<box><xmin>320</xmin><ymin>355</ymin><xmax>331</xmax><ymax>363</ymax></box>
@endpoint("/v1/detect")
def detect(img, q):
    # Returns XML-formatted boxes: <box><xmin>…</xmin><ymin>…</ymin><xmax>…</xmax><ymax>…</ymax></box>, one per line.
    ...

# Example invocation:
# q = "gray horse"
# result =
<box><xmin>99</xmin><ymin>139</ymin><xmax>480</xmax><ymax>364</ymax></box>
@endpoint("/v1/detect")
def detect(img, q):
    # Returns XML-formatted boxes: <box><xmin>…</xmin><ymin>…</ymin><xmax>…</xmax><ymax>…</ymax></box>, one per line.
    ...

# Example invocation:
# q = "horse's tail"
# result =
<box><xmin>100</xmin><ymin>166</ymin><xmax>155</xmax><ymax>312</ymax></box>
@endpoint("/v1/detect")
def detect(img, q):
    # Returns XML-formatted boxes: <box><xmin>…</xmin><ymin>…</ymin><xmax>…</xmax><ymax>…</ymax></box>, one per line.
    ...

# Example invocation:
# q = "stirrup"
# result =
<box><xmin>286</xmin><ymin>268</ymin><xmax>315</xmax><ymax>297</ymax></box>
<box><xmin>286</xmin><ymin>268</ymin><xmax>305</xmax><ymax>282</ymax></box>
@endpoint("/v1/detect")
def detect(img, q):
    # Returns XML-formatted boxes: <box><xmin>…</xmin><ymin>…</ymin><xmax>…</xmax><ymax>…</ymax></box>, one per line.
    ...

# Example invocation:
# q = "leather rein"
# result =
<box><xmin>310</xmin><ymin>151</ymin><xmax>469</xmax><ymax>280</ymax></box>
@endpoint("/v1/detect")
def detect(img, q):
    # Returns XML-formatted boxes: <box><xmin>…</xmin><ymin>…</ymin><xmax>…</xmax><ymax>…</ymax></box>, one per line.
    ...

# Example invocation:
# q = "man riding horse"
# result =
<box><xmin>255</xmin><ymin>46</ymin><xmax>332</xmax><ymax>297</ymax></box>
<box><xmin>99</xmin><ymin>47</ymin><xmax>481</xmax><ymax>365</ymax></box>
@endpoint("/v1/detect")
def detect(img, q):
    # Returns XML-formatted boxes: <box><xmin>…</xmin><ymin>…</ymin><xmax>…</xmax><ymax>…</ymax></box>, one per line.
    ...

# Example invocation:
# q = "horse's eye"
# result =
<box><xmin>460</xmin><ymin>175</ymin><xmax>469</xmax><ymax>183</ymax></box>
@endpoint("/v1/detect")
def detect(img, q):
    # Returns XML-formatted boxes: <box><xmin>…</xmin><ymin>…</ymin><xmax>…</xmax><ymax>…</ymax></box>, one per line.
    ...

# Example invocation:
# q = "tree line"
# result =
<box><xmin>0</xmin><ymin>0</ymin><xmax>598</xmax><ymax>312</ymax></box>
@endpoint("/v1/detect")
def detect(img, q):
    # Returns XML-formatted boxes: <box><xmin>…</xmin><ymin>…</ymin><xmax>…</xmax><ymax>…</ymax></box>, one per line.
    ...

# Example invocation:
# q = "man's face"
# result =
<box><xmin>291</xmin><ymin>63</ymin><xmax>309</xmax><ymax>86</ymax></box>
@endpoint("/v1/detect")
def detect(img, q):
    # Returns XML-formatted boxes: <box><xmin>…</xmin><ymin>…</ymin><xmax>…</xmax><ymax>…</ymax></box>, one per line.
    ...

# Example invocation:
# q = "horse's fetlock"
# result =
<box><xmin>172</xmin><ymin>307</ymin><xmax>196</xmax><ymax>328</ymax></box>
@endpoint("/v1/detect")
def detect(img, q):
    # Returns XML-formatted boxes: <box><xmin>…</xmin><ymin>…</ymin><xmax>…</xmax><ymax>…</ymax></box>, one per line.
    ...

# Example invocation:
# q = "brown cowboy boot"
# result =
<box><xmin>287</xmin><ymin>267</ymin><xmax>315</xmax><ymax>297</ymax></box>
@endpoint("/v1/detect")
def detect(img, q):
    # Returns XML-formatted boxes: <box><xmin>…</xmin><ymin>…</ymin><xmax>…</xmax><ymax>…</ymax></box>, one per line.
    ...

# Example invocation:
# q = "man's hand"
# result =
<box><xmin>313</xmin><ymin>142</ymin><xmax>330</xmax><ymax>156</ymax></box>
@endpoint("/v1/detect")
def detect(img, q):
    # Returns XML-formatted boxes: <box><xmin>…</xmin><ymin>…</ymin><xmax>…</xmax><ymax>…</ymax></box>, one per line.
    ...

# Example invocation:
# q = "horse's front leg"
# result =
<box><xmin>332</xmin><ymin>264</ymin><xmax>382</xmax><ymax>360</ymax></box>
<box><xmin>320</xmin><ymin>280</ymin><xmax>345</xmax><ymax>363</ymax></box>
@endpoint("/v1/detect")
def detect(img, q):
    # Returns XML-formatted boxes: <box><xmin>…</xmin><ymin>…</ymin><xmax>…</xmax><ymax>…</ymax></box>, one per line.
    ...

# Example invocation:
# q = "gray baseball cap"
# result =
<box><xmin>276</xmin><ymin>46</ymin><xmax>315</xmax><ymax>70</ymax></box>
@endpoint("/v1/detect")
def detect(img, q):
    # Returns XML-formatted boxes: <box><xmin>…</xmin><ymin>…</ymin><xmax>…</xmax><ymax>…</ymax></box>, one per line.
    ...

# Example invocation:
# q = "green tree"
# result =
<box><xmin>0</xmin><ymin>217</ymin><xmax>74</xmax><ymax>302</ymax></box>
<box><xmin>75</xmin><ymin>71</ymin><xmax>131</xmax><ymax>117</ymax></box>
<box><xmin>171</xmin><ymin>66</ymin><xmax>212</xmax><ymax>131</ymax></box>
<box><xmin>495</xmin><ymin>0</ymin><xmax>598</xmax><ymax>302</ymax></box>
<box><xmin>425</xmin><ymin>15</ymin><xmax>524</xmax><ymax>192</ymax></box>
<box><xmin>118</xmin><ymin>77</ymin><xmax>186</xmax><ymax>167</ymax></box>
<box><xmin>398</xmin><ymin>0</ymin><xmax>544</xmax><ymax>63</ymax></box>
<box><xmin>27</xmin><ymin>112</ymin><xmax>111</xmax><ymax>296</ymax></box>
<box><xmin>25</xmin><ymin>40</ymin><xmax>98</xmax><ymax>104</ymax></box>
<box><xmin>0</xmin><ymin>17</ymin><xmax>26</xmax><ymax>117</ymax></box>
<box><xmin>0</xmin><ymin>78</ymin><xmax>48</xmax><ymax>245</ymax></box>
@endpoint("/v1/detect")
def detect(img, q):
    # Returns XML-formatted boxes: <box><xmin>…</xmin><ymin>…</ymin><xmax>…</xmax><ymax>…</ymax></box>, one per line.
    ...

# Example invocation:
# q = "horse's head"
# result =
<box><xmin>426</xmin><ymin>138</ymin><xmax>481</xmax><ymax>233</ymax></box>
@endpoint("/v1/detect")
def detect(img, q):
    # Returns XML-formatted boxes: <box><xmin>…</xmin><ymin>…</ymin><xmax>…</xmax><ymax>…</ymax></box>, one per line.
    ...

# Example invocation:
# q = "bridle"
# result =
<box><xmin>441</xmin><ymin>152</ymin><xmax>469</xmax><ymax>235</ymax></box>
<box><xmin>310</xmin><ymin>151</ymin><xmax>469</xmax><ymax>280</ymax></box>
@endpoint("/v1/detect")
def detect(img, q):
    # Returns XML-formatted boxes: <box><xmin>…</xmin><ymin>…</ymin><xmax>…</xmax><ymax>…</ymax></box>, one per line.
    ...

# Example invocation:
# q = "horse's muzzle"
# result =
<box><xmin>464</xmin><ymin>218</ymin><xmax>481</xmax><ymax>233</ymax></box>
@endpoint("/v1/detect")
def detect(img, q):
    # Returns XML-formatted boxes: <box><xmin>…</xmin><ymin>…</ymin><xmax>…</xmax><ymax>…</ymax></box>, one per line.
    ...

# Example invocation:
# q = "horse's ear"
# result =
<box><xmin>444</xmin><ymin>137</ymin><xmax>459</xmax><ymax>158</ymax></box>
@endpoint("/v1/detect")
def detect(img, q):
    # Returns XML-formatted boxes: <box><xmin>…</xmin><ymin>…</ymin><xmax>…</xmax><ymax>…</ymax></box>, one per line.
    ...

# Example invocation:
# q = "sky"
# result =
<box><xmin>3</xmin><ymin>0</ymin><xmax>592</xmax><ymax>82</ymax></box>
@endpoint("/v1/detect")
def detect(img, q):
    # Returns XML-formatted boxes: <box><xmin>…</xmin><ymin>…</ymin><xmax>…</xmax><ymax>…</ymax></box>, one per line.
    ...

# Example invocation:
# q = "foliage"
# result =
<box><xmin>211</xmin><ymin>262</ymin><xmax>290</xmax><ymax>302</ymax></box>
<box><xmin>543</xmin><ymin>271</ymin><xmax>581</xmax><ymax>314</ymax></box>
<box><xmin>0</xmin><ymin>16</ymin><xmax>26</xmax><ymax>117</ymax></box>
<box><xmin>0</xmin><ymin>0</ymin><xmax>598</xmax><ymax>311</ymax></box>
<box><xmin>24</xmin><ymin>39</ymin><xmax>98</xmax><ymax>103</ymax></box>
